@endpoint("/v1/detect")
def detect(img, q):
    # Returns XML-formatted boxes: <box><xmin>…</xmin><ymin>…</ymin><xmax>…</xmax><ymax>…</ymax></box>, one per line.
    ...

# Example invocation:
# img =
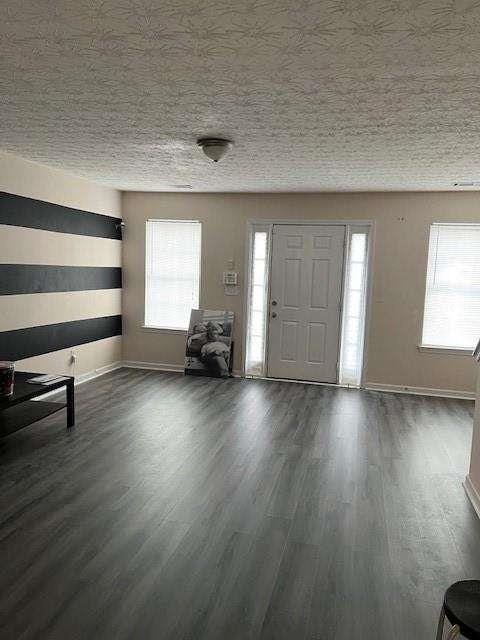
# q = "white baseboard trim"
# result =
<box><xmin>33</xmin><ymin>361</ymin><xmax>123</xmax><ymax>400</ymax></box>
<box><xmin>464</xmin><ymin>475</ymin><xmax>480</xmax><ymax>519</ymax></box>
<box><xmin>33</xmin><ymin>364</ymin><xmax>475</xmax><ymax>401</ymax></box>
<box><xmin>364</xmin><ymin>382</ymin><xmax>474</xmax><ymax>401</ymax></box>
<box><xmin>122</xmin><ymin>360</ymin><xmax>184</xmax><ymax>373</ymax></box>
<box><xmin>75</xmin><ymin>361</ymin><xmax>123</xmax><ymax>384</ymax></box>
<box><xmin>122</xmin><ymin>361</ymin><xmax>243</xmax><ymax>377</ymax></box>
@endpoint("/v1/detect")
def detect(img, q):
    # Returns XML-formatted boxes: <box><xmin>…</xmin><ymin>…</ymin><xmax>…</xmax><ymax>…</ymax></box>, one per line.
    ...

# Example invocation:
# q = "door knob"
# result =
<box><xmin>271</xmin><ymin>312</ymin><xmax>277</xmax><ymax>318</ymax></box>
<box><xmin>271</xmin><ymin>300</ymin><xmax>277</xmax><ymax>306</ymax></box>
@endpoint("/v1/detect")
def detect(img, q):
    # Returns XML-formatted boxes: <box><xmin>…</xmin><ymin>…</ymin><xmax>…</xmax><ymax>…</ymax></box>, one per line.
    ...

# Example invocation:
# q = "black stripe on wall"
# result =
<box><xmin>0</xmin><ymin>192</ymin><xmax>122</xmax><ymax>240</ymax></box>
<box><xmin>0</xmin><ymin>315</ymin><xmax>122</xmax><ymax>361</ymax></box>
<box><xmin>0</xmin><ymin>265</ymin><xmax>122</xmax><ymax>295</ymax></box>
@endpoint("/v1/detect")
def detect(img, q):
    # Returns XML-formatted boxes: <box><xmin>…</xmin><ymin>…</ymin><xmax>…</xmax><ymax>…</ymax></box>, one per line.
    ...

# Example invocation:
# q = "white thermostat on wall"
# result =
<box><xmin>223</xmin><ymin>271</ymin><xmax>238</xmax><ymax>286</ymax></box>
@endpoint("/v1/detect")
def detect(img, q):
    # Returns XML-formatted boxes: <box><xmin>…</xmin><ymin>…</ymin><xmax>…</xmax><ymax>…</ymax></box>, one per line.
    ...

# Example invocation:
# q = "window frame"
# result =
<box><xmin>338</xmin><ymin>225</ymin><xmax>371</xmax><ymax>386</ymax></box>
<box><xmin>143</xmin><ymin>218</ymin><xmax>202</xmax><ymax>333</ymax></box>
<box><xmin>244</xmin><ymin>224</ymin><xmax>272</xmax><ymax>376</ymax></box>
<box><xmin>419</xmin><ymin>221</ymin><xmax>480</xmax><ymax>354</ymax></box>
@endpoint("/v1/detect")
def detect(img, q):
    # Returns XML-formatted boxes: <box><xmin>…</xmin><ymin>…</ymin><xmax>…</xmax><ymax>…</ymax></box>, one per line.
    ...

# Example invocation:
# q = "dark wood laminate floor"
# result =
<box><xmin>1</xmin><ymin>368</ymin><xmax>479</xmax><ymax>639</ymax></box>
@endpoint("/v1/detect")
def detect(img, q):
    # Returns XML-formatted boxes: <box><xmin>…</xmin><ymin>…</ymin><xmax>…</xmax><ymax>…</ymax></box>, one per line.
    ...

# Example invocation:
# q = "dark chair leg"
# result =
<box><xmin>436</xmin><ymin>605</ymin><xmax>445</xmax><ymax>640</ymax></box>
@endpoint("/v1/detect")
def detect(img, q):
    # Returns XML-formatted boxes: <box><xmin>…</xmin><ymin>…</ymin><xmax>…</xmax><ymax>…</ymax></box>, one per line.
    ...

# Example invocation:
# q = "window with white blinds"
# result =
<box><xmin>422</xmin><ymin>223</ymin><xmax>480</xmax><ymax>350</ymax></box>
<box><xmin>145</xmin><ymin>220</ymin><xmax>201</xmax><ymax>330</ymax></box>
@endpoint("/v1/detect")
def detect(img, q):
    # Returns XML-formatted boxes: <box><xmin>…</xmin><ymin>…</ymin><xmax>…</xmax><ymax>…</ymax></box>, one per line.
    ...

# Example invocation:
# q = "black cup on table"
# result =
<box><xmin>0</xmin><ymin>362</ymin><xmax>15</xmax><ymax>397</ymax></box>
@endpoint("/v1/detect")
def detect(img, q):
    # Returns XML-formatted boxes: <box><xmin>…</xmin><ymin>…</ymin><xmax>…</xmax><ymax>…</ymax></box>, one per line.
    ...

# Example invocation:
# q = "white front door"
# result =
<box><xmin>267</xmin><ymin>224</ymin><xmax>345</xmax><ymax>383</ymax></box>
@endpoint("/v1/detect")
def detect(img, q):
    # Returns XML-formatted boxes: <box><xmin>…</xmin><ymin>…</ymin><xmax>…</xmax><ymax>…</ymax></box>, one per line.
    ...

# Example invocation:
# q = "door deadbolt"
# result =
<box><xmin>271</xmin><ymin>300</ymin><xmax>277</xmax><ymax>306</ymax></box>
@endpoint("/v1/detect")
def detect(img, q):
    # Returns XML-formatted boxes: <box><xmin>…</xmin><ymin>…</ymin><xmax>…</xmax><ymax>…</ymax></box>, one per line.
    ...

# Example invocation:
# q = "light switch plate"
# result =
<box><xmin>223</xmin><ymin>271</ymin><xmax>238</xmax><ymax>285</ymax></box>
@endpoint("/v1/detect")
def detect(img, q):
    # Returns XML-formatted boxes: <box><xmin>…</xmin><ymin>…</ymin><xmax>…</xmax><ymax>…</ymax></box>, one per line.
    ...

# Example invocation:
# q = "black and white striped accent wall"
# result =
<box><xmin>0</xmin><ymin>191</ymin><xmax>122</xmax><ymax>373</ymax></box>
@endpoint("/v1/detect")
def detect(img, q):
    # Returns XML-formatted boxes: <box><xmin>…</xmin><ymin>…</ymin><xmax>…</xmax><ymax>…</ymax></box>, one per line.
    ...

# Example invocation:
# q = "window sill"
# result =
<box><xmin>141</xmin><ymin>325</ymin><xmax>187</xmax><ymax>334</ymax></box>
<box><xmin>418</xmin><ymin>344</ymin><xmax>473</xmax><ymax>356</ymax></box>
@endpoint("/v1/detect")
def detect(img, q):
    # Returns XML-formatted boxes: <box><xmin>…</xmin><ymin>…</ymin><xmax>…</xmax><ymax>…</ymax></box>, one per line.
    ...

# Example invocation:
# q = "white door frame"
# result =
<box><xmin>243</xmin><ymin>218</ymin><xmax>375</xmax><ymax>387</ymax></box>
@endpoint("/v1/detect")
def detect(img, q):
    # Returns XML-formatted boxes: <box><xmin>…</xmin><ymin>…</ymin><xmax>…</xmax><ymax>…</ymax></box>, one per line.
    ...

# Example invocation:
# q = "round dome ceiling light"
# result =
<box><xmin>197</xmin><ymin>137</ymin><xmax>233</xmax><ymax>163</ymax></box>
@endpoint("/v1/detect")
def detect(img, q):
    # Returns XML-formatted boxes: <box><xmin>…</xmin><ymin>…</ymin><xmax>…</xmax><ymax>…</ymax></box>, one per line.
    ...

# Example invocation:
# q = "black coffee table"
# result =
<box><xmin>0</xmin><ymin>371</ymin><xmax>74</xmax><ymax>438</ymax></box>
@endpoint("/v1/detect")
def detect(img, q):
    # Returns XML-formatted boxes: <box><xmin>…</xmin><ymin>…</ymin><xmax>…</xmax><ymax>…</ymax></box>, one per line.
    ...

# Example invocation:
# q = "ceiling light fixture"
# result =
<box><xmin>197</xmin><ymin>137</ymin><xmax>233</xmax><ymax>163</ymax></box>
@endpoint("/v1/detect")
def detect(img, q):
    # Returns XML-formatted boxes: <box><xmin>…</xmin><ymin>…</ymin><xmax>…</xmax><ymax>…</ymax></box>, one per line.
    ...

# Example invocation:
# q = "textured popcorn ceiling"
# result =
<box><xmin>2</xmin><ymin>1</ymin><xmax>480</xmax><ymax>191</ymax></box>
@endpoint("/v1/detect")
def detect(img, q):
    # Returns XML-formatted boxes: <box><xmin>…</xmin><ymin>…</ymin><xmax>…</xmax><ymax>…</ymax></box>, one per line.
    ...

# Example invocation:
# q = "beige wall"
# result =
<box><xmin>123</xmin><ymin>191</ymin><xmax>479</xmax><ymax>393</ymax></box>
<box><xmin>0</xmin><ymin>151</ymin><xmax>122</xmax><ymax>377</ymax></box>
<box><xmin>0</xmin><ymin>151</ymin><xmax>120</xmax><ymax>218</ymax></box>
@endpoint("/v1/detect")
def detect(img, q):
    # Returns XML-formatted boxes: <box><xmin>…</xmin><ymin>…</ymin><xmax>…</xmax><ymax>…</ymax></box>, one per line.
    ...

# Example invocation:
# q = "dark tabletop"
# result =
<box><xmin>0</xmin><ymin>371</ymin><xmax>74</xmax><ymax>409</ymax></box>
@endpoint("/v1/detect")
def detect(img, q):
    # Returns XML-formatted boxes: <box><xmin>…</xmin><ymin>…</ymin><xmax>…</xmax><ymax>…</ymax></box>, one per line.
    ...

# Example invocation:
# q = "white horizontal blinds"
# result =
<box><xmin>246</xmin><ymin>231</ymin><xmax>268</xmax><ymax>375</ymax></box>
<box><xmin>145</xmin><ymin>220</ymin><xmax>201</xmax><ymax>330</ymax></box>
<box><xmin>422</xmin><ymin>223</ymin><xmax>480</xmax><ymax>349</ymax></box>
<box><xmin>340</xmin><ymin>231</ymin><xmax>368</xmax><ymax>386</ymax></box>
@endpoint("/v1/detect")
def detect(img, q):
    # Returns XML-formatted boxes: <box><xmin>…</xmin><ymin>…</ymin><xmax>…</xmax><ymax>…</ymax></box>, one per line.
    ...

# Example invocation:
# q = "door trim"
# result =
<box><xmin>244</xmin><ymin>219</ymin><xmax>374</xmax><ymax>387</ymax></box>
